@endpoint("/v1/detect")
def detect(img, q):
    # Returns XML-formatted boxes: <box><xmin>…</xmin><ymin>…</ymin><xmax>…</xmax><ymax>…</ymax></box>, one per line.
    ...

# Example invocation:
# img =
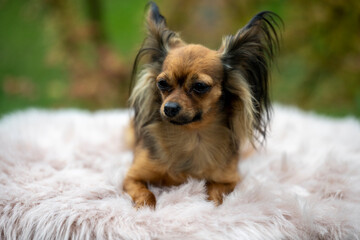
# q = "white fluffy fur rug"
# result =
<box><xmin>0</xmin><ymin>105</ymin><xmax>360</xmax><ymax>240</ymax></box>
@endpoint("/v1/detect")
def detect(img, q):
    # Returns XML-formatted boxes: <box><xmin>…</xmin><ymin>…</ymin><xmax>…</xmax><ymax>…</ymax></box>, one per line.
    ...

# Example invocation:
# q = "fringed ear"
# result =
<box><xmin>220</xmin><ymin>11</ymin><xmax>282</xmax><ymax>146</ymax></box>
<box><xmin>143</xmin><ymin>1</ymin><xmax>184</xmax><ymax>66</ymax></box>
<box><xmin>130</xmin><ymin>2</ymin><xmax>185</xmax><ymax>136</ymax></box>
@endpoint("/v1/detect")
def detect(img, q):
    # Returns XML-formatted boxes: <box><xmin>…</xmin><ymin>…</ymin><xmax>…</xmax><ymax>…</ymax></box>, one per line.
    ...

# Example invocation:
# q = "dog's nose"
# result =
<box><xmin>164</xmin><ymin>102</ymin><xmax>181</xmax><ymax>117</ymax></box>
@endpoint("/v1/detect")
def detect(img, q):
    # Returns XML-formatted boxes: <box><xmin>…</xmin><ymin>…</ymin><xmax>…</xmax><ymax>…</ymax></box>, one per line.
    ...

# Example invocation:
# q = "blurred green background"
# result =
<box><xmin>1</xmin><ymin>0</ymin><xmax>360</xmax><ymax>117</ymax></box>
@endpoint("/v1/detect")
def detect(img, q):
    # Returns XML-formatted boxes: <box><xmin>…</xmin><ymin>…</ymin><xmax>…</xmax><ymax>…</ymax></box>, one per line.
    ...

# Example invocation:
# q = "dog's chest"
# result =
<box><xmin>150</xmin><ymin>122</ymin><xmax>234</xmax><ymax>176</ymax></box>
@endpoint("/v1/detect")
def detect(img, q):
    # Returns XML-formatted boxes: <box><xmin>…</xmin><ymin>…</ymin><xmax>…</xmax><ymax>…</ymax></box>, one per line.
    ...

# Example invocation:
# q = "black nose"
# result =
<box><xmin>164</xmin><ymin>102</ymin><xmax>181</xmax><ymax>117</ymax></box>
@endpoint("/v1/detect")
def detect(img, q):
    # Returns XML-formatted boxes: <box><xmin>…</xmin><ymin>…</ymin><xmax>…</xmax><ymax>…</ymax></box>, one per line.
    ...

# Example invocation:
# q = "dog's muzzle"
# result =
<box><xmin>162</xmin><ymin>102</ymin><xmax>202</xmax><ymax>125</ymax></box>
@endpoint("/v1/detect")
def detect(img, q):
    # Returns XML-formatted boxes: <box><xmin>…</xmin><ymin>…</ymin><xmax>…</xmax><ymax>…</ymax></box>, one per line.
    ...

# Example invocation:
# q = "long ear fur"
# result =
<box><xmin>220</xmin><ymin>11</ymin><xmax>282</xmax><ymax>146</ymax></box>
<box><xmin>129</xmin><ymin>2</ymin><xmax>184</xmax><ymax>137</ymax></box>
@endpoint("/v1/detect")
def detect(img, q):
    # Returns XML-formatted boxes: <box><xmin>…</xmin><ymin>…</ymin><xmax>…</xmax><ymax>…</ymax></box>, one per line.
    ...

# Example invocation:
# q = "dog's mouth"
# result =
<box><xmin>168</xmin><ymin>112</ymin><xmax>202</xmax><ymax>126</ymax></box>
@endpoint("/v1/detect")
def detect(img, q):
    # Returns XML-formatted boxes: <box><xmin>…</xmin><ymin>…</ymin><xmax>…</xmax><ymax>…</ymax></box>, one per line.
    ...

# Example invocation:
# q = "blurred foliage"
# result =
<box><xmin>0</xmin><ymin>0</ymin><xmax>359</xmax><ymax>117</ymax></box>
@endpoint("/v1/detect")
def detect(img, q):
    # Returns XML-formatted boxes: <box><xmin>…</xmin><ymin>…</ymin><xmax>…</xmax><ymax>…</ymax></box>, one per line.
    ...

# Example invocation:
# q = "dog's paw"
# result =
<box><xmin>206</xmin><ymin>181</ymin><xmax>237</xmax><ymax>206</ymax></box>
<box><xmin>207</xmin><ymin>190</ymin><xmax>224</xmax><ymax>206</ymax></box>
<box><xmin>134</xmin><ymin>191</ymin><xmax>157</xmax><ymax>210</ymax></box>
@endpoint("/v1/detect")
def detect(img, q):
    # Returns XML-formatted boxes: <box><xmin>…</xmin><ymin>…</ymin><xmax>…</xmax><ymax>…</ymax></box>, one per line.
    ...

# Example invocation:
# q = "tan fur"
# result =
<box><xmin>124</xmin><ymin>118</ymin><xmax>240</xmax><ymax>208</ymax></box>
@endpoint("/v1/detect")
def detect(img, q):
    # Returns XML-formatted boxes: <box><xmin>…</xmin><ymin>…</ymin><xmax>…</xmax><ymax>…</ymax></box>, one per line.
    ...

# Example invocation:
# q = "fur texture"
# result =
<box><xmin>124</xmin><ymin>2</ymin><xmax>282</xmax><ymax>208</ymax></box>
<box><xmin>1</xmin><ymin>105</ymin><xmax>360</xmax><ymax>239</ymax></box>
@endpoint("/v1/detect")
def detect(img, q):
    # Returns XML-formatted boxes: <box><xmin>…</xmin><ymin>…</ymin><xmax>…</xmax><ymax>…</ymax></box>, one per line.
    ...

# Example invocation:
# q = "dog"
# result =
<box><xmin>123</xmin><ymin>2</ymin><xmax>281</xmax><ymax>209</ymax></box>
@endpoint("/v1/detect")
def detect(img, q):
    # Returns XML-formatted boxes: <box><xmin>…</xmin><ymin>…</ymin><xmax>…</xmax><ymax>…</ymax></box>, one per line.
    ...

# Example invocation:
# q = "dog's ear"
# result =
<box><xmin>130</xmin><ymin>2</ymin><xmax>184</xmax><ymax>136</ymax></box>
<box><xmin>133</xmin><ymin>2</ymin><xmax>184</xmax><ymax>75</ymax></box>
<box><xmin>145</xmin><ymin>2</ymin><xmax>184</xmax><ymax>65</ymax></box>
<box><xmin>220</xmin><ymin>11</ymin><xmax>282</xmax><ymax>145</ymax></box>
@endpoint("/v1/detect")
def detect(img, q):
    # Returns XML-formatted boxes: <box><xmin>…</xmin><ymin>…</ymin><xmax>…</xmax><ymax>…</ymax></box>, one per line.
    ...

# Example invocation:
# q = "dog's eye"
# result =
<box><xmin>192</xmin><ymin>82</ymin><xmax>211</xmax><ymax>94</ymax></box>
<box><xmin>157</xmin><ymin>79</ymin><xmax>171</xmax><ymax>91</ymax></box>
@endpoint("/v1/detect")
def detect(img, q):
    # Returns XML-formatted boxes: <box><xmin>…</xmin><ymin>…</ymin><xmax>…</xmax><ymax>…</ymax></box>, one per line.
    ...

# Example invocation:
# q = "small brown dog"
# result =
<box><xmin>123</xmin><ymin>2</ymin><xmax>281</xmax><ymax>209</ymax></box>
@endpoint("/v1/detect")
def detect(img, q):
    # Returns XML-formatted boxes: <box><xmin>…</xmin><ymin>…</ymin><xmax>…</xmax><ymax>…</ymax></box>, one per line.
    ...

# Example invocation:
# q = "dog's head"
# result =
<box><xmin>130</xmin><ymin>2</ymin><xmax>281</xmax><ymax>144</ymax></box>
<box><xmin>156</xmin><ymin>44</ymin><xmax>223</xmax><ymax>126</ymax></box>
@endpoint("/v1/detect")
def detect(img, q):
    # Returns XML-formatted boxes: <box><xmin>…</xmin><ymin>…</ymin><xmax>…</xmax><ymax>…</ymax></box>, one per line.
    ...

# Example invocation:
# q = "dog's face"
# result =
<box><xmin>157</xmin><ymin>44</ymin><xmax>223</xmax><ymax>126</ymax></box>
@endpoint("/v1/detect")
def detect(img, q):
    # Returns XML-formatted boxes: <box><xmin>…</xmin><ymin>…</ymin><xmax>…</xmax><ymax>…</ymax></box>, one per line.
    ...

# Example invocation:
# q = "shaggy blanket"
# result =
<box><xmin>0</xmin><ymin>105</ymin><xmax>359</xmax><ymax>240</ymax></box>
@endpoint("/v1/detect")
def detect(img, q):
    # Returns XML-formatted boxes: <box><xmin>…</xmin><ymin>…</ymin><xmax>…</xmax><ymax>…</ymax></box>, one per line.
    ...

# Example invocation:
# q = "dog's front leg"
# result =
<box><xmin>205</xmin><ymin>159</ymin><xmax>240</xmax><ymax>205</ymax></box>
<box><xmin>123</xmin><ymin>148</ymin><xmax>163</xmax><ymax>209</ymax></box>
<box><xmin>123</xmin><ymin>175</ymin><xmax>156</xmax><ymax>209</ymax></box>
